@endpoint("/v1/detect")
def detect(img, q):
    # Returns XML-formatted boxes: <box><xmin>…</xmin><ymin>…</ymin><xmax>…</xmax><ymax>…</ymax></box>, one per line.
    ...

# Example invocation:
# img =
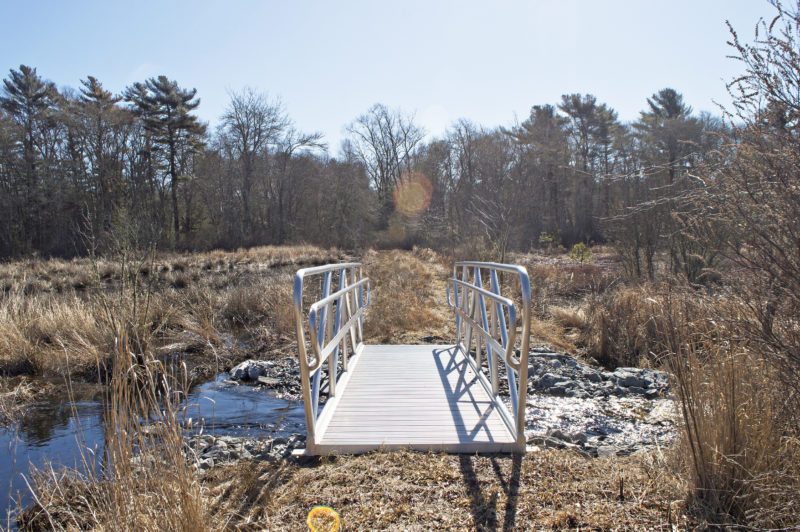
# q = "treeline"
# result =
<box><xmin>0</xmin><ymin>64</ymin><xmax>722</xmax><ymax>278</ymax></box>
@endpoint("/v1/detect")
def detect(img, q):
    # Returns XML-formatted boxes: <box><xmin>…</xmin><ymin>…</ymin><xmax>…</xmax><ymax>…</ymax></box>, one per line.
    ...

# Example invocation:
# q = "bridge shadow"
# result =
<box><xmin>459</xmin><ymin>452</ymin><xmax>523</xmax><ymax>531</ymax></box>
<box><xmin>432</xmin><ymin>346</ymin><xmax>523</xmax><ymax>529</ymax></box>
<box><xmin>431</xmin><ymin>346</ymin><xmax>505</xmax><ymax>444</ymax></box>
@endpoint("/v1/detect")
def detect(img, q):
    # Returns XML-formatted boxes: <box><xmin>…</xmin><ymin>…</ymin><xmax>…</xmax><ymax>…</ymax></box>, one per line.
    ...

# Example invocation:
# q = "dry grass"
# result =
<box><xmin>19</xmin><ymin>330</ymin><xmax>208</xmax><ymax>531</ymax></box>
<box><xmin>7</xmin><ymin>244</ymin><xmax>799</xmax><ymax>528</ymax></box>
<box><xmin>0</xmin><ymin>291</ymin><xmax>113</xmax><ymax>377</ymax></box>
<box><xmin>654</xmin><ymin>292</ymin><xmax>800</xmax><ymax>528</ymax></box>
<box><xmin>199</xmin><ymin>448</ymin><xmax>686</xmax><ymax>530</ymax></box>
<box><xmin>24</xmin><ymin>447</ymin><xmax>688</xmax><ymax>530</ymax></box>
<box><xmin>0</xmin><ymin>245</ymin><xmax>344</xmax><ymax>382</ymax></box>
<box><xmin>549</xmin><ymin>305</ymin><xmax>587</xmax><ymax>330</ymax></box>
<box><xmin>362</xmin><ymin>249</ymin><xmax>452</xmax><ymax>343</ymax></box>
<box><xmin>0</xmin><ymin>377</ymin><xmax>37</xmax><ymax>426</ymax></box>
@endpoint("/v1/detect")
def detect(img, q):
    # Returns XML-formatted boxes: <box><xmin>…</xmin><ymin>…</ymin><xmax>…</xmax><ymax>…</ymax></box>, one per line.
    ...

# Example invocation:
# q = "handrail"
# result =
<box><xmin>446</xmin><ymin>261</ymin><xmax>531</xmax><ymax>451</ymax></box>
<box><xmin>308</xmin><ymin>277</ymin><xmax>371</xmax><ymax>370</ymax></box>
<box><xmin>294</xmin><ymin>262</ymin><xmax>370</xmax><ymax>445</ymax></box>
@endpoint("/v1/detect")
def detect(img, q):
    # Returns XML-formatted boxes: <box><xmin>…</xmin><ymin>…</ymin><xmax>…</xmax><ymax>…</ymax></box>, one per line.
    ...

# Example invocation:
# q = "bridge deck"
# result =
<box><xmin>312</xmin><ymin>344</ymin><xmax>516</xmax><ymax>454</ymax></box>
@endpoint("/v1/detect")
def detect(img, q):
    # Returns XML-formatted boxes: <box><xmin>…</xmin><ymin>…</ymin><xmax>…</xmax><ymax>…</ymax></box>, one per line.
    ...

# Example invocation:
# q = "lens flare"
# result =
<box><xmin>394</xmin><ymin>171</ymin><xmax>433</xmax><ymax>216</ymax></box>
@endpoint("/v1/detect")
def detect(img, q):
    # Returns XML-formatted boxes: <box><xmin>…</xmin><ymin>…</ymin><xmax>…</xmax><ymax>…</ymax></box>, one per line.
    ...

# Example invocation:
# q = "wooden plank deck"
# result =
<box><xmin>311</xmin><ymin>344</ymin><xmax>517</xmax><ymax>454</ymax></box>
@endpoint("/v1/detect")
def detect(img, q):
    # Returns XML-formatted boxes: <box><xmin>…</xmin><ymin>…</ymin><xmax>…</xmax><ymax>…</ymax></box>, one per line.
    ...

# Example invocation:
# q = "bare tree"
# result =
<box><xmin>220</xmin><ymin>88</ymin><xmax>288</xmax><ymax>241</ymax></box>
<box><xmin>345</xmin><ymin>103</ymin><xmax>425</xmax><ymax>228</ymax></box>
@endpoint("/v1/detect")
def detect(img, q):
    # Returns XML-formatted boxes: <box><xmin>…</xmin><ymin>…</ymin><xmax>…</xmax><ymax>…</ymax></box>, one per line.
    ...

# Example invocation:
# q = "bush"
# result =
<box><xmin>568</xmin><ymin>243</ymin><xmax>592</xmax><ymax>264</ymax></box>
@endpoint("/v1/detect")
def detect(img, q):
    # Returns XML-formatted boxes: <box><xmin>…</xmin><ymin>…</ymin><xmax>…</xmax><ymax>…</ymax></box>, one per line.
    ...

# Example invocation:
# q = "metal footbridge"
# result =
<box><xmin>292</xmin><ymin>261</ymin><xmax>530</xmax><ymax>455</ymax></box>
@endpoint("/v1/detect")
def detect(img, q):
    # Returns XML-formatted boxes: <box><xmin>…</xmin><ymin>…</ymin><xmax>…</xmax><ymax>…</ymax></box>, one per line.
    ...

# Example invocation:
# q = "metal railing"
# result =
<box><xmin>446</xmin><ymin>261</ymin><xmax>531</xmax><ymax>450</ymax></box>
<box><xmin>293</xmin><ymin>263</ymin><xmax>370</xmax><ymax>446</ymax></box>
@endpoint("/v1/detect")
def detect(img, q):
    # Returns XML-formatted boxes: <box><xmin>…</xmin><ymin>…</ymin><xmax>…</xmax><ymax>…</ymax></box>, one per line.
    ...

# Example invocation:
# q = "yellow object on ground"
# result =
<box><xmin>307</xmin><ymin>506</ymin><xmax>340</xmax><ymax>532</ymax></box>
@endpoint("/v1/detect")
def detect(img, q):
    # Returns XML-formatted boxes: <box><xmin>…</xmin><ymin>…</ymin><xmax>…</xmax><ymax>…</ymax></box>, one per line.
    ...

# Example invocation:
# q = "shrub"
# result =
<box><xmin>568</xmin><ymin>243</ymin><xmax>592</xmax><ymax>264</ymax></box>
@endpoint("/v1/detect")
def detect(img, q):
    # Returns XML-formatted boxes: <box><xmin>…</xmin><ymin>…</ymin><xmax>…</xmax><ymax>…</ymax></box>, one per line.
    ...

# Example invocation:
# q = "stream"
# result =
<box><xmin>1</xmin><ymin>376</ymin><xmax>305</xmax><ymax>527</ymax></box>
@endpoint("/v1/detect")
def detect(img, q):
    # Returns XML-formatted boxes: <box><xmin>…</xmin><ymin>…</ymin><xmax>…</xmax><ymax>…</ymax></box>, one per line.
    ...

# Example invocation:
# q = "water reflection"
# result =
<box><xmin>1</xmin><ymin>376</ymin><xmax>305</xmax><ymax>527</ymax></box>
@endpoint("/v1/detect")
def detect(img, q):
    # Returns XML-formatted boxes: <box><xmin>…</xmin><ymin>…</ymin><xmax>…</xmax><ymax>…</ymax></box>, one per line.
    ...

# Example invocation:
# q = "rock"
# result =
<box><xmin>538</xmin><ymin>372</ymin><xmax>561</xmax><ymax>388</ymax></box>
<box><xmin>571</xmin><ymin>432</ymin><xmax>588</xmax><ymax>445</ymax></box>
<box><xmin>229</xmin><ymin>359</ymin><xmax>275</xmax><ymax>381</ymax></box>
<box><xmin>230</xmin><ymin>360</ymin><xmax>254</xmax><ymax>380</ymax></box>
<box><xmin>257</xmin><ymin>376</ymin><xmax>281</xmax><ymax>386</ymax></box>
<box><xmin>583</xmin><ymin>371</ymin><xmax>601</xmax><ymax>383</ymax></box>
<box><xmin>597</xmin><ymin>445</ymin><xmax>618</xmax><ymax>458</ymax></box>
<box><xmin>614</xmin><ymin>368</ymin><xmax>648</xmax><ymax>389</ymax></box>
<box><xmin>627</xmin><ymin>386</ymin><xmax>648</xmax><ymax>395</ymax></box>
<box><xmin>547</xmin><ymin>429</ymin><xmax>569</xmax><ymax>441</ymax></box>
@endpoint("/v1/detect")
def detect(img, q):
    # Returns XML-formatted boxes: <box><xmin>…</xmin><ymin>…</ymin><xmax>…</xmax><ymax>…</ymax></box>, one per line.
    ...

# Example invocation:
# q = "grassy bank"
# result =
<box><xmin>23</xmin><ymin>448</ymin><xmax>686</xmax><ymax>530</ymax></box>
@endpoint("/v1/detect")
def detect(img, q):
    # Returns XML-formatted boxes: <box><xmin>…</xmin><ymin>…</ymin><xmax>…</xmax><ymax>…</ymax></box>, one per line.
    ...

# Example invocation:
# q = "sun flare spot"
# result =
<box><xmin>394</xmin><ymin>171</ymin><xmax>433</xmax><ymax>217</ymax></box>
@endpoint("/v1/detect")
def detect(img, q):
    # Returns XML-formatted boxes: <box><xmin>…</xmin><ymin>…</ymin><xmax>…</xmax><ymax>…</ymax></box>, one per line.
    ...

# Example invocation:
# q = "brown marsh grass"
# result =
<box><xmin>200</xmin><ymin>448</ymin><xmax>684</xmax><ymax>530</ymax></box>
<box><xmin>19</xmin><ymin>330</ymin><xmax>208</xmax><ymax>531</ymax></box>
<box><xmin>0</xmin><ymin>245</ymin><xmax>344</xmax><ymax>383</ymax></box>
<box><xmin>362</xmin><ymin>248</ymin><xmax>452</xmax><ymax>343</ymax></box>
<box><xmin>579</xmin><ymin>282</ymin><xmax>800</xmax><ymax>527</ymax></box>
<box><xmin>25</xmin><ymin>447</ymin><xmax>687</xmax><ymax>530</ymax></box>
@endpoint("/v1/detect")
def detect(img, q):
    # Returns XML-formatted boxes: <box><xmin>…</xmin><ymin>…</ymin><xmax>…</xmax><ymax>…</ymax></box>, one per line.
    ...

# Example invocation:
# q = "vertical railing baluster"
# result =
<box><xmin>311</xmin><ymin>271</ymin><xmax>332</xmax><ymax>416</ymax></box>
<box><xmin>343</xmin><ymin>267</ymin><xmax>357</xmax><ymax>372</ymax></box>
<box><xmin>474</xmin><ymin>266</ymin><xmax>492</xmax><ymax>382</ymax></box>
<box><xmin>490</xmin><ymin>269</ymin><xmax>517</xmax><ymax>416</ymax></box>
<box><xmin>453</xmin><ymin>265</ymin><xmax>461</xmax><ymax>347</ymax></box>
<box><xmin>356</xmin><ymin>266</ymin><xmax>364</xmax><ymax>344</ymax></box>
<box><xmin>329</xmin><ymin>269</ymin><xmax>346</xmax><ymax>397</ymax></box>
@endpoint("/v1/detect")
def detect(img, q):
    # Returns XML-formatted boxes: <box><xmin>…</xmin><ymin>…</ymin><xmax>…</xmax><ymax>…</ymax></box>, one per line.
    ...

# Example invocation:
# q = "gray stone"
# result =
<box><xmin>570</xmin><ymin>432</ymin><xmax>588</xmax><ymax>445</ymax></box>
<box><xmin>627</xmin><ymin>386</ymin><xmax>648</xmax><ymax>395</ymax></box>
<box><xmin>597</xmin><ymin>445</ymin><xmax>617</xmax><ymax>458</ymax></box>
<box><xmin>615</xmin><ymin>368</ymin><xmax>648</xmax><ymax>389</ymax></box>
<box><xmin>583</xmin><ymin>371</ymin><xmax>601</xmax><ymax>383</ymax></box>
<box><xmin>257</xmin><ymin>376</ymin><xmax>281</xmax><ymax>386</ymax></box>
<box><xmin>538</xmin><ymin>372</ymin><xmax>561</xmax><ymax>388</ymax></box>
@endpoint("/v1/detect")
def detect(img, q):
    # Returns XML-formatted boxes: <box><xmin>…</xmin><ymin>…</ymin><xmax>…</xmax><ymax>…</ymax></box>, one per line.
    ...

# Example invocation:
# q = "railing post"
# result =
<box><xmin>294</xmin><ymin>272</ymin><xmax>317</xmax><ymax>444</ymax></box>
<box><xmin>329</xmin><ymin>268</ymin><xmax>347</xmax><ymax>398</ymax></box>
<box><xmin>311</xmin><ymin>271</ymin><xmax>332</xmax><ymax>415</ymax></box>
<box><xmin>474</xmin><ymin>266</ymin><xmax>493</xmax><ymax>385</ymax></box>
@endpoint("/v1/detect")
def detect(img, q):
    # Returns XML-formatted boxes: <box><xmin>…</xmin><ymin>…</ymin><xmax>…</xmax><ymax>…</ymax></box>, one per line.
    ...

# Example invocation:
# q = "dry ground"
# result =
<box><xmin>21</xmin><ymin>448</ymin><xmax>689</xmax><ymax>531</ymax></box>
<box><xmin>204</xmin><ymin>449</ymin><xmax>687</xmax><ymax>530</ymax></box>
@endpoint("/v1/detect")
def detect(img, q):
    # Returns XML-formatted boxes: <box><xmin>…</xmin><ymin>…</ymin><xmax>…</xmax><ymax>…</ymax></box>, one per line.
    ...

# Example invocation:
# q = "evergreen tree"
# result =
<box><xmin>0</xmin><ymin>65</ymin><xmax>59</xmax><ymax>252</ymax></box>
<box><xmin>124</xmin><ymin>76</ymin><xmax>206</xmax><ymax>239</ymax></box>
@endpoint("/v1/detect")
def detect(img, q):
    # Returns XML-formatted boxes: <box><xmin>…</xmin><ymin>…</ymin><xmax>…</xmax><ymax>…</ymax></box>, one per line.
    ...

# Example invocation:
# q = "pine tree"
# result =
<box><xmin>0</xmin><ymin>65</ymin><xmax>58</xmax><ymax>252</ymax></box>
<box><xmin>125</xmin><ymin>76</ymin><xmax>205</xmax><ymax>239</ymax></box>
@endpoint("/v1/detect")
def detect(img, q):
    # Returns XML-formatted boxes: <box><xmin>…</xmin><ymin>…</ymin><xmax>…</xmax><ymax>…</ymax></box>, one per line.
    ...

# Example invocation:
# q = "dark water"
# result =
<box><xmin>1</xmin><ymin>377</ymin><xmax>305</xmax><ymax>527</ymax></box>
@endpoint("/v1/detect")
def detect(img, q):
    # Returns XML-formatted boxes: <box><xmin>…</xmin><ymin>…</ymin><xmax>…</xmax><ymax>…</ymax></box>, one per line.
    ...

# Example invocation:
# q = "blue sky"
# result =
<box><xmin>0</xmin><ymin>1</ymin><xmax>774</xmax><ymax>153</ymax></box>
